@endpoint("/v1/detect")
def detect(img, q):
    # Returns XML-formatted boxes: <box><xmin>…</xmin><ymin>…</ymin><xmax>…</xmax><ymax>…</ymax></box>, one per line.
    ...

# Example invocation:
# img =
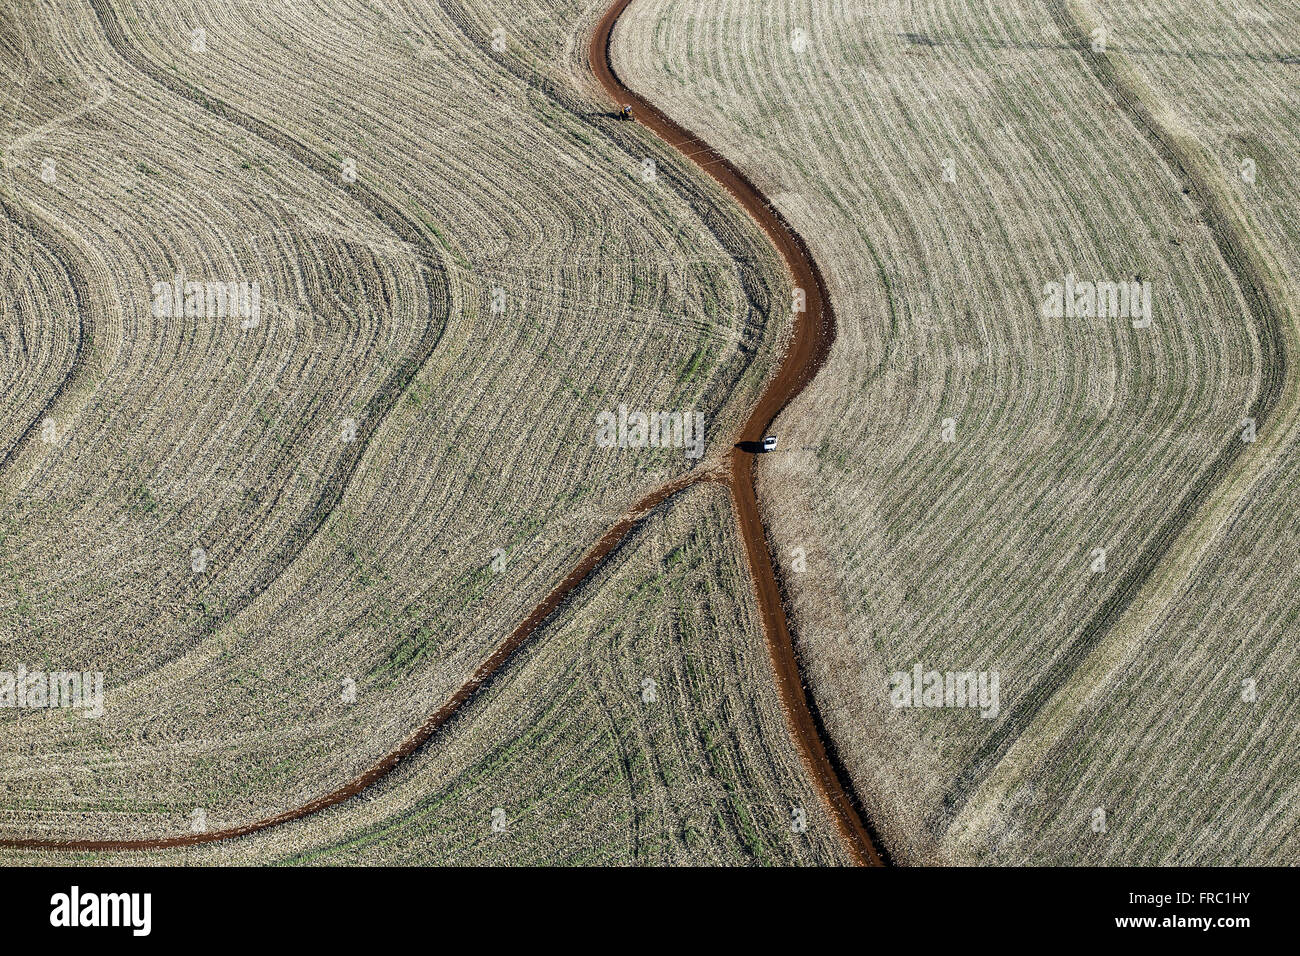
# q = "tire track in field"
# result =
<box><xmin>79</xmin><ymin>0</ymin><xmax>454</xmax><ymax>662</ymax></box>
<box><xmin>931</xmin><ymin>0</ymin><xmax>1293</xmax><ymax>834</ymax></box>
<box><xmin>0</xmin><ymin>0</ymin><xmax>886</xmax><ymax>864</ymax></box>
<box><xmin>0</xmin><ymin>17</ymin><xmax>125</xmax><ymax>506</ymax></box>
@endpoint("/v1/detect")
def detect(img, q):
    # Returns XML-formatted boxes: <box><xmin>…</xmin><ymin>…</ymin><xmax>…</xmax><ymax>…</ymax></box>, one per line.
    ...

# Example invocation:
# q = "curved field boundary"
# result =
<box><xmin>1</xmin><ymin>0</ymin><xmax>886</xmax><ymax>865</ymax></box>
<box><xmin>932</xmin><ymin>0</ymin><xmax>1298</xmax><ymax>835</ymax></box>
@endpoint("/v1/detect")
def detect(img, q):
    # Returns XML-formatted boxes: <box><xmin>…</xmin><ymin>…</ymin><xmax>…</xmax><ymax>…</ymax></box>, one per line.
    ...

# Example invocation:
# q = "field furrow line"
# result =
<box><xmin>0</xmin><ymin>467</ymin><xmax>719</xmax><ymax>851</ymax></box>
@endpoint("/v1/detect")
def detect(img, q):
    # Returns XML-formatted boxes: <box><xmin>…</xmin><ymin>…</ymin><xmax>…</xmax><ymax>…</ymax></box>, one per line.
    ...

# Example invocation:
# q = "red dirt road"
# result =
<box><xmin>0</xmin><ymin>468</ymin><xmax>719</xmax><ymax>852</ymax></box>
<box><xmin>2</xmin><ymin>0</ymin><xmax>884</xmax><ymax>865</ymax></box>
<box><xmin>592</xmin><ymin>0</ymin><xmax>883</xmax><ymax>867</ymax></box>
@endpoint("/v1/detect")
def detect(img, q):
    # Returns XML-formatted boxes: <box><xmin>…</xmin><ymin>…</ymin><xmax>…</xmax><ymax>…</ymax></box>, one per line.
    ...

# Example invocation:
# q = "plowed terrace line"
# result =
<box><xmin>2</xmin><ymin>0</ymin><xmax>884</xmax><ymax>865</ymax></box>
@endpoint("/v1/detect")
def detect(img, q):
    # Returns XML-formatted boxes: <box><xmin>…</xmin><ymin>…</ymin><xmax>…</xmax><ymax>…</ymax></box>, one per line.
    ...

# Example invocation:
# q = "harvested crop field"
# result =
<box><xmin>2</xmin><ymin>484</ymin><xmax>850</xmax><ymax>865</ymax></box>
<box><xmin>1</xmin><ymin>0</ymin><xmax>1296</xmax><ymax>872</ymax></box>
<box><xmin>0</xmin><ymin>0</ymin><xmax>795</xmax><ymax>849</ymax></box>
<box><xmin>615</xmin><ymin>0</ymin><xmax>1300</xmax><ymax>865</ymax></box>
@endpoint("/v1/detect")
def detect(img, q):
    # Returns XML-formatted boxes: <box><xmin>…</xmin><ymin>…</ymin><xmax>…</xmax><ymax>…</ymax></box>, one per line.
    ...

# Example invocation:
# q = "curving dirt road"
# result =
<box><xmin>2</xmin><ymin>0</ymin><xmax>884</xmax><ymax>865</ymax></box>
<box><xmin>590</xmin><ymin>0</ymin><xmax>883</xmax><ymax>866</ymax></box>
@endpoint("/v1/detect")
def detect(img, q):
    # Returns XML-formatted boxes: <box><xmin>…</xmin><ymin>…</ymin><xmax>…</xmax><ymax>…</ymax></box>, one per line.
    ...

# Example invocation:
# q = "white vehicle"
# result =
<box><xmin>761</xmin><ymin>435</ymin><xmax>778</xmax><ymax>452</ymax></box>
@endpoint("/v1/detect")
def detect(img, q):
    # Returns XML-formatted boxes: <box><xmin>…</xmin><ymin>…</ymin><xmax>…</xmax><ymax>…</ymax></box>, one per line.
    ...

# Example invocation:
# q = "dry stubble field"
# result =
<box><xmin>616</xmin><ymin>0</ymin><xmax>1299</xmax><ymax>863</ymax></box>
<box><xmin>8</xmin><ymin>484</ymin><xmax>848</xmax><ymax>865</ymax></box>
<box><xmin>0</xmin><ymin>0</ymin><xmax>824</xmax><ymax>861</ymax></box>
<box><xmin>2</xmin><ymin>0</ymin><xmax>1296</xmax><ymax>866</ymax></box>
